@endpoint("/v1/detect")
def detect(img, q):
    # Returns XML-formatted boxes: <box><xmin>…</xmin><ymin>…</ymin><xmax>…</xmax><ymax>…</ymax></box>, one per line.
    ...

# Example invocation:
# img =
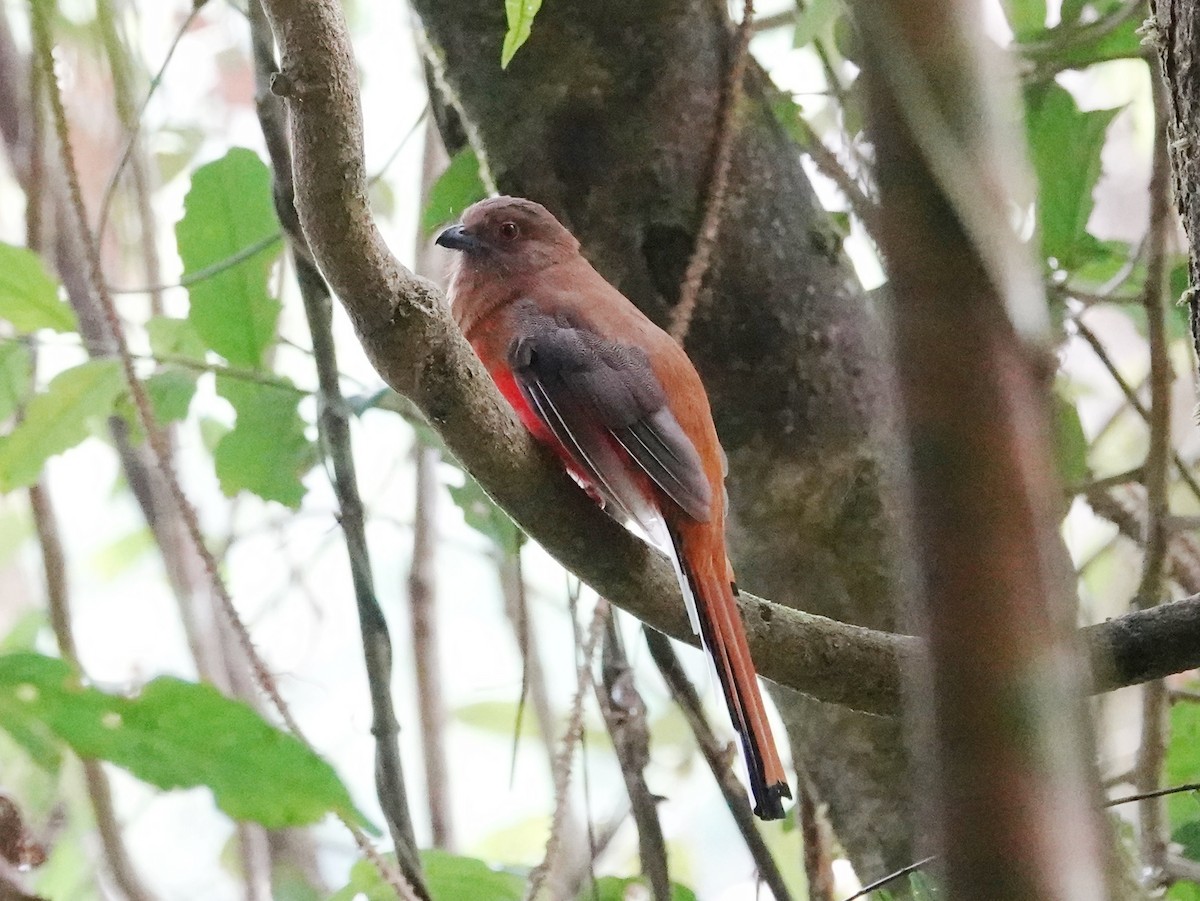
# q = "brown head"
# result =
<box><xmin>436</xmin><ymin>196</ymin><xmax>580</xmax><ymax>278</ymax></box>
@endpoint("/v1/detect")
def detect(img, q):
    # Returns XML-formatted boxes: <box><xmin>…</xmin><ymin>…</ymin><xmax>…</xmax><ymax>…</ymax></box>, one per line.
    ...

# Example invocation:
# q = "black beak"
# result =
<box><xmin>435</xmin><ymin>224</ymin><xmax>482</xmax><ymax>252</ymax></box>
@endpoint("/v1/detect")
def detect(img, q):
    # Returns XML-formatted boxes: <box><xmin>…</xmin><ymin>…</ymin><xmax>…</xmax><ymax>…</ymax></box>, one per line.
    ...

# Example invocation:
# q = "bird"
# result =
<box><xmin>437</xmin><ymin>195</ymin><xmax>791</xmax><ymax>820</ymax></box>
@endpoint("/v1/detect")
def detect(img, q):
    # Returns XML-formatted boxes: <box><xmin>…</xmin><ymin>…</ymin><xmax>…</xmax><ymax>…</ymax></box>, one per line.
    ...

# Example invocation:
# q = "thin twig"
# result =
<box><xmin>1085</xmin><ymin>487</ymin><xmax>1200</xmax><ymax>596</ymax></box>
<box><xmin>594</xmin><ymin>614</ymin><xmax>671</xmax><ymax>900</ymax></box>
<box><xmin>643</xmin><ymin>629</ymin><xmax>793</xmax><ymax>901</ymax></box>
<box><xmin>525</xmin><ymin>599</ymin><xmax>610</xmax><ymax>901</ymax></box>
<box><xmin>248</xmin><ymin>2</ymin><xmax>427</xmax><ymax>896</ymax></box>
<box><xmin>791</xmin><ymin>113</ymin><xmax>881</xmax><ymax>241</ymax></box>
<box><xmin>22</xmin><ymin>43</ymin><xmax>152</xmax><ymax>899</ymax></box>
<box><xmin>96</xmin><ymin>0</ymin><xmax>206</xmax><ymax>244</ymax></box>
<box><xmin>29</xmin><ymin>6</ymin><xmax>408</xmax><ymax>899</ymax></box>
<box><xmin>1075</xmin><ymin>319</ymin><xmax>1200</xmax><ymax>503</ymax></box>
<box><xmin>409</xmin><ymin>443</ymin><xmax>453</xmax><ymax>849</ymax></box>
<box><xmin>409</xmin><ymin>117</ymin><xmax>453</xmax><ymax>851</ymax></box>
<box><xmin>1135</xmin><ymin>70</ymin><xmax>1175</xmax><ymax>884</ymax></box>
<box><xmin>29</xmin><ymin>484</ymin><xmax>152</xmax><ymax>901</ymax></box>
<box><xmin>798</xmin><ymin>776</ymin><xmax>835</xmax><ymax>901</ymax></box>
<box><xmin>843</xmin><ymin>855</ymin><xmax>936</xmax><ymax>900</ymax></box>
<box><xmin>669</xmin><ymin>0</ymin><xmax>755</xmax><ymax>343</ymax></box>
<box><xmin>107</xmin><ymin>232</ymin><xmax>283</xmax><ymax>294</ymax></box>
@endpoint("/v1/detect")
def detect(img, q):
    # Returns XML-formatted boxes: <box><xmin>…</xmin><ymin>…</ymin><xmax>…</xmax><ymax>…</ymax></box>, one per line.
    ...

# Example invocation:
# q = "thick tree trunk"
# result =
<box><xmin>412</xmin><ymin>0</ymin><xmax>910</xmax><ymax>877</ymax></box>
<box><xmin>1151</xmin><ymin>0</ymin><xmax>1200</xmax><ymax>376</ymax></box>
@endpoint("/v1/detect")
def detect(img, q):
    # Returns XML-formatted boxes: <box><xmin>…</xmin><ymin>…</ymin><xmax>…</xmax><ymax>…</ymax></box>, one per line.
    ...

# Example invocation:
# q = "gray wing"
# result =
<box><xmin>507</xmin><ymin>304</ymin><xmax>712</xmax><ymax>526</ymax></box>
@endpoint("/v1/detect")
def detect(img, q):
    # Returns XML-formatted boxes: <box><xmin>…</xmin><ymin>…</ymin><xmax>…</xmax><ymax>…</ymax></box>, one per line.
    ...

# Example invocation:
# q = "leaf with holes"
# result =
<box><xmin>214</xmin><ymin>375</ymin><xmax>313</xmax><ymax>508</ymax></box>
<box><xmin>0</xmin><ymin>243</ymin><xmax>77</xmax><ymax>334</ymax></box>
<box><xmin>501</xmin><ymin>0</ymin><xmax>543</xmax><ymax>68</ymax></box>
<box><xmin>176</xmin><ymin>149</ymin><xmax>282</xmax><ymax>368</ymax></box>
<box><xmin>0</xmin><ymin>653</ymin><xmax>366</xmax><ymax>829</ymax></box>
<box><xmin>0</xmin><ymin>360</ymin><xmax>126</xmax><ymax>492</ymax></box>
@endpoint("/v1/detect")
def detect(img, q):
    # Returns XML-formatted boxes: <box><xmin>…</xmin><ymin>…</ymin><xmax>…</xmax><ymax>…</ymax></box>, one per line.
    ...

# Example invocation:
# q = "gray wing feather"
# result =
<box><xmin>508</xmin><ymin>304</ymin><xmax>712</xmax><ymax>525</ymax></box>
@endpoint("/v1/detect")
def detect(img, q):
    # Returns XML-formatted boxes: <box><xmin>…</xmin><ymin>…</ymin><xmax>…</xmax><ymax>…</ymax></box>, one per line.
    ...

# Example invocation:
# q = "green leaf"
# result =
<box><xmin>214</xmin><ymin>376</ymin><xmax>313</xmax><ymax>508</ymax></box>
<box><xmin>331</xmin><ymin>850</ymin><xmax>526</xmax><ymax>901</ymax></box>
<box><xmin>145</xmin><ymin>368</ymin><xmax>198</xmax><ymax>424</ymax></box>
<box><xmin>1001</xmin><ymin>0</ymin><xmax>1046</xmax><ymax>39</ymax></box>
<box><xmin>501</xmin><ymin>0</ymin><xmax>543</xmax><ymax>68</ymax></box>
<box><xmin>0</xmin><ymin>653</ymin><xmax>365</xmax><ymax>829</ymax></box>
<box><xmin>422</xmin><ymin>148</ymin><xmax>487</xmax><ymax>236</ymax></box>
<box><xmin>1167</xmin><ymin>697</ymin><xmax>1200</xmax><ymax>861</ymax></box>
<box><xmin>1025</xmin><ymin>83</ymin><xmax>1118</xmax><ymax>269</ymax></box>
<box><xmin>176</xmin><ymin>149</ymin><xmax>282</xmax><ymax>368</ymax></box>
<box><xmin>447</xmin><ymin>473</ymin><xmax>524</xmax><ymax>555</ymax></box>
<box><xmin>0</xmin><ymin>360</ymin><xmax>126</xmax><ymax>492</ymax></box>
<box><xmin>589</xmin><ymin>877</ymin><xmax>697</xmax><ymax>901</ymax></box>
<box><xmin>146</xmin><ymin>316</ymin><xmax>207</xmax><ymax>363</ymax></box>
<box><xmin>0</xmin><ymin>342</ymin><xmax>32</xmax><ymax>422</ymax></box>
<box><xmin>0</xmin><ymin>243</ymin><xmax>77</xmax><ymax>334</ymax></box>
<box><xmin>793</xmin><ymin>0</ymin><xmax>838</xmax><ymax>48</ymax></box>
<box><xmin>1051</xmin><ymin>389</ymin><xmax>1088</xmax><ymax>487</ymax></box>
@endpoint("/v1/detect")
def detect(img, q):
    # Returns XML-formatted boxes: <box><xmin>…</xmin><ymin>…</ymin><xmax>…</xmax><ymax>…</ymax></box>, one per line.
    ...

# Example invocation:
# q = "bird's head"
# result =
<box><xmin>436</xmin><ymin>196</ymin><xmax>581</xmax><ymax>275</ymax></box>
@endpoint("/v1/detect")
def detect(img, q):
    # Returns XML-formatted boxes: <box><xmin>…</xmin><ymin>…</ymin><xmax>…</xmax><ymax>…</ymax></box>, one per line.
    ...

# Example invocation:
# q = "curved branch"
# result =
<box><xmin>256</xmin><ymin>0</ymin><xmax>1200</xmax><ymax>716</ymax></box>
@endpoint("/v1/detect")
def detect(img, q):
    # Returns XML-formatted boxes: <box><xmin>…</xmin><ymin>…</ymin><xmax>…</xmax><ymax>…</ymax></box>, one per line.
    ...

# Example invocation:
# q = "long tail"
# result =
<box><xmin>671</xmin><ymin>530</ymin><xmax>792</xmax><ymax>820</ymax></box>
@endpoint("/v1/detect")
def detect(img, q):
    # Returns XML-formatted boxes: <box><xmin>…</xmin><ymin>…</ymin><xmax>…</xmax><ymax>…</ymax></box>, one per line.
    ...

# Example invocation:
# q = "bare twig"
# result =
<box><xmin>248</xmin><ymin>3</ymin><xmax>427</xmax><ymax>895</ymax></box>
<box><xmin>1133</xmin><ymin>69</ymin><xmax>1176</xmax><ymax>886</ymax></box>
<box><xmin>29</xmin><ymin>485</ymin><xmax>152</xmax><ymax>901</ymax></box>
<box><xmin>22</xmin><ymin>52</ymin><xmax>150</xmax><ymax>899</ymax></box>
<box><xmin>1085</xmin><ymin>488</ymin><xmax>1200</xmax><ymax>595</ymax></box>
<box><xmin>643</xmin><ymin>629</ymin><xmax>793</xmax><ymax>901</ymax></box>
<box><xmin>798</xmin><ymin>776</ymin><xmax>835</xmax><ymax>901</ymax></box>
<box><xmin>525</xmin><ymin>599</ymin><xmax>609</xmax><ymax>901</ymax></box>
<box><xmin>1075</xmin><ymin>319</ymin><xmax>1200</xmax><ymax>503</ymax></box>
<box><xmin>843</xmin><ymin>855</ymin><xmax>936</xmax><ymax>900</ymax></box>
<box><xmin>669</xmin><ymin>0</ymin><xmax>755</xmax><ymax>342</ymax></box>
<box><xmin>409</xmin><ymin>119</ymin><xmax>453</xmax><ymax>851</ymax></box>
<box><xmin>791</xmin><ymin>114</ymin><xmax>881</xmax><ymax>240</ymax></box>
<box><xmin>96</xmin><ymin>1</ymin><xmax>205</xmax><ymax>244</ymax></box>
<box><xmin>594</xmin><ymin>614</ymin><xmax>671</xmax><ymax>900</ymax></box>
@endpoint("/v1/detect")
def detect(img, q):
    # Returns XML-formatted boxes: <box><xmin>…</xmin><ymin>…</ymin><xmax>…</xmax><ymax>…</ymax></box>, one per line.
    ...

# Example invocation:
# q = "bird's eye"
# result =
<box><xmin>499</xmin><ymin>221</ymin><xmax>519</xmax><ymax>240</ymax></box>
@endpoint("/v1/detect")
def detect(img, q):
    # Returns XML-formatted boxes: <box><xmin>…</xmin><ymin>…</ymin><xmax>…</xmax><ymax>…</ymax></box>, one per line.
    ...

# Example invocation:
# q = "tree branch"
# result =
<box><xmin>255</xmin><ymin>0</ymin><xmax>1200</xmax><ymax>722</ymax></box>
<box><xmin>248</xmin><ymin>3</ymin><xmax>427</xmax><ymax>895</ymax></box>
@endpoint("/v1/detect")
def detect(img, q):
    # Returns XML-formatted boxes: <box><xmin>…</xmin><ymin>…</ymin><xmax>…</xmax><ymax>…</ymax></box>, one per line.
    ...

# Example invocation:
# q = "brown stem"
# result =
<box><xmin>669</xmin><ymin>0</ymin><xmax>755</xmax><ymax>343</ymax></box>
<box><xmin>594</xmin><ymin>615</ymin><xmax>671</xmax><ymax>900</ymax></box>
<box><xmin>643</xmin><ymin>629</ymin><xmax>793</xmax><ymax>901</ymax></box>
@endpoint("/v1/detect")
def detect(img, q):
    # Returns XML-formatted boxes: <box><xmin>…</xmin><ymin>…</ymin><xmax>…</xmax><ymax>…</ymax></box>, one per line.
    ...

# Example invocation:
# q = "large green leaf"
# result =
<box><xmin>176</xmin><ymin>149</ymin><xmax>282</xmax><ymax>368</ymax></box>
<box><xmin>1025</xmin><ymin>83</ymin><xmax>1118</xmax><ymax>269</ymax></box>
<box><xmin>422</xmin><ymin>148</ymin><xmax>487</xmax><ymax>236</ymax></box>
<box><xmin>145</xmin><ymin>368</ymin><xmax>199</xmax><ymax>424</ymax></box>
<box><xmin>0</xmin><ymin>342</ymin><xmax>32</xmax><ymax>422</ymax></box>
<box><xmin>331</xmin><ymin>849</ymin><xmax>526</xmax><ymax>901</ymax></box>
<box><xmin>214</xmin><ymin>375</ymin><xmax>313</xmax><ymax>507</ymax></box>
<box><xmin>0</xmin><ymin>360</ymin><xmax>126</xmax><ymax>492</ymax></box>
<box><xmin>501</xmin><ymin>0</ymin><xmax>543</xmax><ymax>68</ymax></box>
<box><xmin>0</xmin><ymin>243</ymin><xmax>77</xmax><ymax>334</ymax></box>
<box><xmin>0</xmin><ymin>653</ymin><xmax>363</xmax><ymax>829</ymax></box>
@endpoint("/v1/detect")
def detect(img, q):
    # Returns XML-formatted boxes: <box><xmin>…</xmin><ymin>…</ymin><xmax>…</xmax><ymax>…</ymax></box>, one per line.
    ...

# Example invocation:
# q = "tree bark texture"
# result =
<box><xmin>411</xmin><ymin>0</ymin><xmax>909</xmax><ymax>877</ymax></box>
<box><xmin>1151</xmin><ymin>0</ymin><xmax>1200</xmax><ymax>374</ymax></box>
